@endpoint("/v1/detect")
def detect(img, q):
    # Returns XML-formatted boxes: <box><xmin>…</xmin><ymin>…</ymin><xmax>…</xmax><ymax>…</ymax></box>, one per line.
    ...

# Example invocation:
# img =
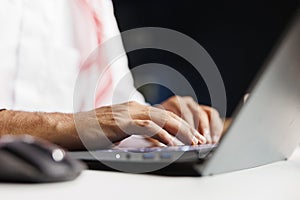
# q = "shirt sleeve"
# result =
<box><xmin>0</xmin><ymin>1</ymin><xmax>23</xmax><ymax>109</ymax></box>
<box><xmin>93</xmin><ymin>0</ymin><xmax>147</xmax><ymax>107</ymax></box>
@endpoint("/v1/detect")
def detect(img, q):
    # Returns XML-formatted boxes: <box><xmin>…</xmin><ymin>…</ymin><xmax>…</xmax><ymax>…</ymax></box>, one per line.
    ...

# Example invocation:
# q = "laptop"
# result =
<box><xmin>69</xmin><ymin>10</ymin><xmax>300</xmax><ymax>176</ymax></box>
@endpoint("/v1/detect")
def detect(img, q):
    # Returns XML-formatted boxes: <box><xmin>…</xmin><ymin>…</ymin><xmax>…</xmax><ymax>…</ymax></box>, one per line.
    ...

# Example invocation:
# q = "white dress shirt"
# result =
<box><xmin>0</xmin><ymin>0</ymin><xmax>145</xmax><ymax>113</ymax></box>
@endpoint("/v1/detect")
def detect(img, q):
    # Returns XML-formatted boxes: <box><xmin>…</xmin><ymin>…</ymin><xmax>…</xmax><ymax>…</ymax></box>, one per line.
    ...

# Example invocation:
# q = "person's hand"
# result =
<box><xmin>72</xmin><ymin>101</ymin><xmax>207</xmax><ymax>149</ymax></box>
<box><xmin>158</xmin><ymin>96</ymin><xmax>224</xmax><ymax>144</ymax></box>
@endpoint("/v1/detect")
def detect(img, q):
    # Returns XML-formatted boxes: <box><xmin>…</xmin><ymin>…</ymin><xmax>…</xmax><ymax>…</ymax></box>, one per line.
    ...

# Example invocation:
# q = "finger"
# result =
<box><xmin>156</xmin><ymin>97</ymin><xmax>195</xmax><ymax>132</ymax></box>
<box><xmin>144</xmin><ymin>137</ymin><xmax>167</xmax><ymax>147</ymax></box>
<box><xmin>185</xmin><ymin>98</ymin><xmax>212</xmax><ymax>144</ymax></box>
<box><xmin>128</xmin><ymin>120</ymin><xmax>178</xmax><ymax>146</ymax></box>
<box><xmin>149</xmin><ymin>107</ymin><xmax>206</xmax><ymax>145</ymax></box>
<box><xmin>186</xmin><ymin>105</ymin><xmax>212</xmax><ymax>144</ymax></box>
<box><xmin>176</xmin><ymin>98</ymin><xmax>195</xmax><ymax>128</ymax></box>
<box><xmin>157</xmin><ymin>98</ymin><xmax>181</xmax><ymax>116</ymax></box>
<box><xmin>201</xmin><ymin>106</ymin><xmax>224</xmax><ymax>143</ymax></box>
<box><xmin>123</xmin><ymin>101</ymin><xmax>204</xmax><ymax>145</ymax></box>
<box><xmin>145</xmin><ymin>135</ymin><xmax>184</xmax><ymax>146</ymax></box>
<box><xmin>201</xmin><ymin>106</ymin><xmax>223</xmax><ymax>143</ymax></box>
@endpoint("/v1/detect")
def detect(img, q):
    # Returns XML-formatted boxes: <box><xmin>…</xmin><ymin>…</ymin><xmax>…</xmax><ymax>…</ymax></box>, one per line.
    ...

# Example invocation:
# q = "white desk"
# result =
<box><xmin>2</xmin><ymin>146</ymin><xmax>300</xmax><ymax>200</ymax></box>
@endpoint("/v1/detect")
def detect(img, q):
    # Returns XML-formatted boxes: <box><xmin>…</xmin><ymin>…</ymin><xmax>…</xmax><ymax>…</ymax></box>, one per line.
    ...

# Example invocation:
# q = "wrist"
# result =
<box><xmin>43</xmin><ymin>112</ymin><xmax>84</xmax><ymax>150</ymax></box>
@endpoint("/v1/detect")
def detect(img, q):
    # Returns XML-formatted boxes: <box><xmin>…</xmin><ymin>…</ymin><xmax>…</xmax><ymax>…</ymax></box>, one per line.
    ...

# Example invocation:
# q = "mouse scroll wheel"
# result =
<box><xmin>51</xmin><ymin>149</ymin><xmax>65</xmax><ymax>162</ymax></box>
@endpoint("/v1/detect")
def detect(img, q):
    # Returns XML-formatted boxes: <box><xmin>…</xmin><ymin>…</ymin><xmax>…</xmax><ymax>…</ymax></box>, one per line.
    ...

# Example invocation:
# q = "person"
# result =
<box><xmin>0</xmin><ymin>0</ymin><xmax>223</xmax><ymax>150</ymax></box>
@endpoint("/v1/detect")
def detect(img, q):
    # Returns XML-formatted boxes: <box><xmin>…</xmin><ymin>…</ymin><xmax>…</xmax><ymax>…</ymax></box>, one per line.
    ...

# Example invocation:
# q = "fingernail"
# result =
<box><xmin>204</xmin><ymin>128</ymin><xmax>212</xmax><ymax>143</ymax></box>
<box><xmin>192</xmin><ymin>136</ymin><xmax>199</xmax><ymax>145</ymax></box>
<box><xmin>195</xmin><ymin>130</ymin><xmax>206</xmax><ymax>144</ymax></box>
<box><xmin>199</xmin><ymin>135</ymin><xmax>207</xmax><ymax>144</ymax></box>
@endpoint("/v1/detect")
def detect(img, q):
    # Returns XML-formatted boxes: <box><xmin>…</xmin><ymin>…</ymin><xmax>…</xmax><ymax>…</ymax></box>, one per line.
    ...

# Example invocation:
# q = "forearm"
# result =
<box><xmin>0</xmin><ymin>110</ymin><xmax>83</xmax><ymax>150</ymax></box>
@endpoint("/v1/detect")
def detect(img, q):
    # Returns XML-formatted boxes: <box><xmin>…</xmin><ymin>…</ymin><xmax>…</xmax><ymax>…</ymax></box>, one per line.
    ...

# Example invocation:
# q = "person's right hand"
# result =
<box><xmin>72</xmin><ymin>101</ymin><xmax>206</xmax><ymax>149</ymax></box>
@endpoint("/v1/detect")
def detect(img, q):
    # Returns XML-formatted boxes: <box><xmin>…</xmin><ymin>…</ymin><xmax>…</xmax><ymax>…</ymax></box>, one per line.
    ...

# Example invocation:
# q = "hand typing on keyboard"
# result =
<box><xmin>158</xmin><ymin>96</ymin><xmax>224</xmax><ymax>144</ymax></box>
<box><xmin>73</xmin><ymin>101</ymin><xmax>207</xmax><ymax>150</ymax></box>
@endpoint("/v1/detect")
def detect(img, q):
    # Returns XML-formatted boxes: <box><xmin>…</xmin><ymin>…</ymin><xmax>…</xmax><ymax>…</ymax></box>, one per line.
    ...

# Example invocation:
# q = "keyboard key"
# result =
<box><xmin>143</xmin><ymin>153</ymin><xmax>155</xmax><ymax>159</ymax></box>
<box><xmin>160</xmin><ymin>152</ymin><xmax>172</xmax><ymax>159</ymax></box>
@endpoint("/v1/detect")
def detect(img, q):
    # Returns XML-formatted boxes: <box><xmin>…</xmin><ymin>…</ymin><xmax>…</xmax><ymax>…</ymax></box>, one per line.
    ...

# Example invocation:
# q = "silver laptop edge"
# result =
<box><xmin>199</xmin><ymin>10</ymin><xmax>300</xmax><ymax>176</ymax></box>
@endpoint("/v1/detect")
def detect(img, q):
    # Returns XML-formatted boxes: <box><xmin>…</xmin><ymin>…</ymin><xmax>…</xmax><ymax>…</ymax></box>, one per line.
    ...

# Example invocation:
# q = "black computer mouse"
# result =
<box><xmin>0</xmin><ymin>135</ymin><xmax>86</xmax><ymax>183</ymax></box>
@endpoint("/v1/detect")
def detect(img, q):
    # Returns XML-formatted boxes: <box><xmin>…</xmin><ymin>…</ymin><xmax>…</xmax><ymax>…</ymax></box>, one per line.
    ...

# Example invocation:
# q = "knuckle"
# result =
<box><xmin>167</xmin><ymin>111</ymin><xmax>178</xmax><ymax>118</ymax></box>
<box><xmin>145</xmin><ymin>105</ymin><xmax>152</xmax><ymax>113</ymax></box>
<box><xmin>160</xmin><ymin>109</ymin><xmax>169</xmax><ymax>117</ymax></box>
<box><xmin>197</xmin><ymin>107</ymin><xmax>207</xmax><ymax>117</ymax></box>
<box><xmin>155</xmin><ymin>131</ymin><xmax>164</xmax><ymax>139</ymax></box>
<box><xmin>135</xmin><ymin>120</ymin><xmax>153</xmax><ymax>128</ymax></box>
<box><xmin>127</xmin><ymin>101</ymin><xmax>139</xmax><ymax>106</ymax></box>
<box><xmin>184</xmin><ymin>96</ymin><xmax>194</xmax><ymax>101</ymax></box>
<box><xmin>170</xmin><ymin>95</ymin><xmax>181</xmax><ymax>103</ymax></box>
<box><xmin>170</xmin><ymin>95</ymin><xmax>178</xmax><ymax>100</ymax></box>
<box><xmin>193</xmin><ymin>106</ymin><xmax>201</xmax><ymax>115</ymax></box>
<box><xmin>210</xmin><ymin>107</ymin><xmax>220</xmax><ymax>117</ymax></box>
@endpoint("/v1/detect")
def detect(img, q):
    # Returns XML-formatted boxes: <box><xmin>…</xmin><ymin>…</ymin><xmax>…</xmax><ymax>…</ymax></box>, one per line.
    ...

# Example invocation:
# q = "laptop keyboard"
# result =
<box><xmin>113</xmin><ymin>144</ymin><xmax>217</xmax><ymax>153</ymax></box>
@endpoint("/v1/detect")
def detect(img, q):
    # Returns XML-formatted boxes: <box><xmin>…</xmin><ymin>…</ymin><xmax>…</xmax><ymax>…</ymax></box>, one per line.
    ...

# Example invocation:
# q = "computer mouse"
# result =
<box><xmin>0</xmin><ymin>135</ymin><xmax>86</xmax><ymax>183</ymax></box>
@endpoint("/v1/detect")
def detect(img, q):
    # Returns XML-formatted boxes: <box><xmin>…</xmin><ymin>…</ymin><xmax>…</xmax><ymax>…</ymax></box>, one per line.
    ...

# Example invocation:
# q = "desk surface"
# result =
<box><xmin>2</xmin><ymin>146</ymin><xmax>300</xmax><ymax>200</ymax></box>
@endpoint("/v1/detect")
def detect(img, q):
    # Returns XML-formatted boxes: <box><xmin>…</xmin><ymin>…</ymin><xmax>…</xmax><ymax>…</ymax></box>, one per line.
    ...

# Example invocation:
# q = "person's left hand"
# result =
<box><xmin>157</xmin><ymin>96</ymin><xmax>224</xmax><ymax>144</ymax></box>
